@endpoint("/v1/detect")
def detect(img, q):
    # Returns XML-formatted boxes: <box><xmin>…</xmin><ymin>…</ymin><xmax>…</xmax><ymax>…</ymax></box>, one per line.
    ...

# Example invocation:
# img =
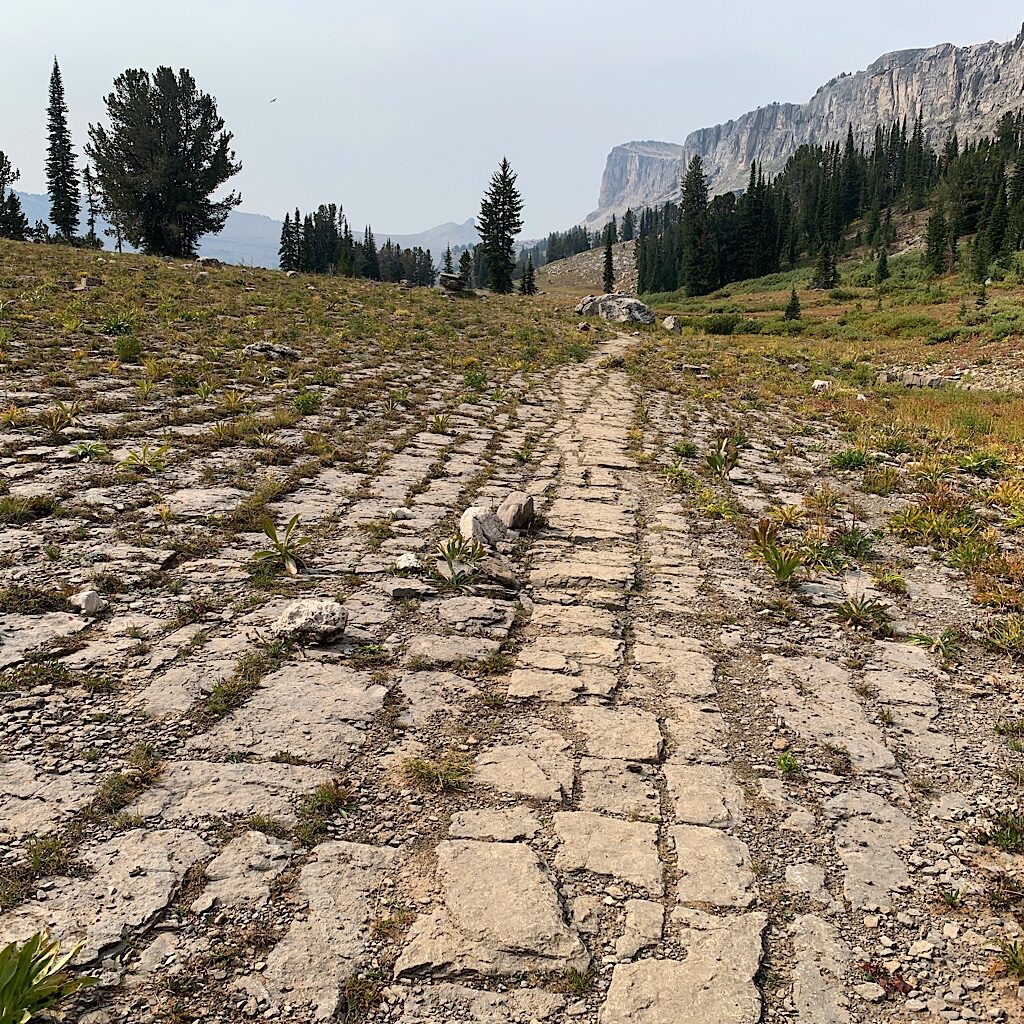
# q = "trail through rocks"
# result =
<box><xmin>2</xmin><ymin>336</ymin><xmax>1021</xmax><ymax>1024</ymax></box>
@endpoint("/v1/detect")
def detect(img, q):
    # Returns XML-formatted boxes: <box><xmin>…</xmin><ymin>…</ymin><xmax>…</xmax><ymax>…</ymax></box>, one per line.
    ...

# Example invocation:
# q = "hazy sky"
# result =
<box><xmin>3</xmin><ymin>2</ymin><xmax>1022</xmax><ymax>236</ymax></box>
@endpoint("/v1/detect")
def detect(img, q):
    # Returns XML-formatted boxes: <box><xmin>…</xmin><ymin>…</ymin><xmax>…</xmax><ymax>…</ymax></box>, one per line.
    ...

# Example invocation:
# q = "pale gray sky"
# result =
<box><xmin>3</xmin><ymin>2</ymin><xmax>1022</xmax><ymax>236</ymax></box>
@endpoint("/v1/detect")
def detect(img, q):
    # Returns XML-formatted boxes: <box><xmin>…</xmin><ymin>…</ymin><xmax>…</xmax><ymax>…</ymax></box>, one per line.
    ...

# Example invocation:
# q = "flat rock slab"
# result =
<box><xmin>130</xmin><ymin>761</ymin><xmax>330</xmax><ymax>823</ymax></box>
<box><xmin>671</xmin><ymin>825</ymin><xmax>754</xmax><ymax>908</ymax></box>
<box><xmin>765</xmin><ymin>655</ymin><xmax>896</xmax><ymax>774</ymax></box>
<box><xmin>0</xmin><ymin>829</ymin><xmax>211</xmax><ymax>961</ymax></box>
<box><xmin>579</xmin><ymin>758</ymin><xmax>661</xmax><ymax>818</ymax></box>
<box><xmin>828</xmin><ymin>790</ymin><xmax>915</xmax><ymax>911</ymax></box>
<box><xmin>260</xmin><ymin>842</ymin><xmax>397</xmax><ymax>1020</ymax></box>
<box><xmin>395</xmin><ymin>983</ymin><xmax>564</xmax><ymax>1022</ymax></box>
<box><xmin>631</xmin><ymin>637</ymin><xmax>717</xmax><ymax>699</ymax></box>
<box><xmin>396</xmin><ymin>840</ymin><xmax>589</xmax><ymax>978</ymax></box>
<box><xmin>398</xmin><ymin>671</ymin><xmax>479</xmax><ymax>726</ymax></box>
<box><xmin>0</xmin><ymin>758</ymin><xmax>95</xmax><ymax>836</ymax></box>
<box><xmin>572</xmin><ymin>706</ymin><xmax>663</xmax><ymax>761</ymax></box>
<box><xmin>475</xmin><ymin>725</ymin><xmax>573</xmax><ymax>801</ymax></box>
<box><xmin>449</xmin><ymin>807</ymin><xmax>541</xmax><ymax>842</ymax></box>
<box><xmin>187</xmin><ymin>662</ymin><xmax>386</xmax><ymax>764</ymax></box>
<box><xmin>191</xmin><ymin>831</ymin><xmax>292</xmax><ymax>913</ymax></box>
<box><xmin>792</xmin><ymin>914</ymin><xmax>852</xmax><ymax>1024</ymax></box>
<box><xmin>664</xmin><ymin>762</ymin><xmax>744</xmax><ymax>826</ymax></box>
<box><xmin>405</xmin><ymin>634</ymin><xmax>499</xmax><ymax>667</ymax></box>
<box><xmin>0</xmin><ymin>611</ymin><xmax>89</xmax><ymax>669</ymax></box>
<box><xmin>600</xmin><ymin>911</ymin><xmax>767</xmax><ymax>1024</ymax></box>
<box><xmin>553</xmin><ymin>812</ymin><xmax>662</xmax><ymax>893</ymax></box>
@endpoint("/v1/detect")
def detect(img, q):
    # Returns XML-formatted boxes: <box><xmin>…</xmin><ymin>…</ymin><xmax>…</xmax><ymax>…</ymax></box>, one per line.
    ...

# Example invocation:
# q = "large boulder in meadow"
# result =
<box><xmin>574</xmin><ymin>293</ymin><xmax>655</xmax><ymax>325</ymax></box>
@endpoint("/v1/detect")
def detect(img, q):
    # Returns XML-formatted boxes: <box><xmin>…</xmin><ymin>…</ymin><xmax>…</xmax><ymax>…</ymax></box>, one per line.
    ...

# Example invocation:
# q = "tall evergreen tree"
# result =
<box><xmin>679</xmin><ymin>156</ymin><xmax>715</xmax><ymax>296</ymax></box>
<box><xmin>784</xmin><ymin>287</ymin><xmax>801</xmax><ymax>320</ymax></box>
<box><xmin>519</xmin><ymin>256</ymin><xmax>537</xmax><ymax>295</ymax></box>
<box><xmin>875</xmin><ymin>244</ymin><xmax>890</xmax><ymax>284</ymax></box>
<box><xmin>458</xmin><ymin>249</ymin><xmax>473</xmax><ymax>286</ymax></box>
<box><xmin>46</xmin><ymin>58</ymin><xmax>81</xmax><ymax>239</ymax></box>
<box><xmin>443</xmin><ymin>244</ymin><xmax>454</xmax><ymax>274</ymax></box>
<box><xmin>279</xmin><ymin>212</ymin><xmax>296</xmax><ymax>270</ymax></box>
<box><xmin>87</xmin><ymin>66</ymin><xmax>241</xmax><ymax>257</ymax></box>
<box><xmin>475</xmin><ymin>157</ymin><xmax>524</xmax><ymax>294</ymax></box>
<box><xmin>602</xmin><ymin>236</ymin><xmax>615</xmax><ymax>293</ymax></box>
<box><xmin>82</xmin><ymin>165</ymin><xmax>101</xmax><ymax>247</ymax></box>
<box><xmin>621</xmin><ymin>208</ymin><xmax>635</xmax><ymax>242</ymax></box>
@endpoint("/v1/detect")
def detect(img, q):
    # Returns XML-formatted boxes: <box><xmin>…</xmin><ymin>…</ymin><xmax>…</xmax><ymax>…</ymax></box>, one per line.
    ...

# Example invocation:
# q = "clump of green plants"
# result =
<box><xmin>402</xmin><ymin>754</ymin><xmax>472</xmax><ymax>794</ymax></box>
<box><xmin>0</xmin><ymin>932</ymin><xmax>96</xmax><ymax>1022</ymax></box>
<box><xmin>910</xmin><ymin>627</ymin><xmax>961</xmax><ymax>659</ymax></box>
<box><xmin>114</xmin><ymin>335</ymin><xmax>143</xmax><ymax>362</ymax></box>
<box><xmin>706</xmin><ymin>433</ymin><xmax>740</xmax><ymax>480</ymax></box>
<box><xmin>985</xmin><ymin>614</ymin><xmax>1024</xmax><ymax>657</ymax></box>
<box><xmin>117</xmin><ymin>442</ymin><xmax>170</xmax><ymax>475</ymax></box>
<box><xmin>871</xmin><ymin>567</ymin><xmax>907</xmax><ymax>594</ymax></box>
<box><xmin>999</xmin><ymin>940</ymin><xmax>1024</xmax><ymax>980</ymax></box>
<box><xmin>292</xmin><ymin>389</ymin><xmax>323</xmax><ymax>416</ymax></box>
<box><xmin>295</xmin><ymin>779</ymin><xmax>354</xmax><ymax>847</ymax></box>
<box><xmin>253</xmin><ymin>515</ymin><xmax>307</xmax><ymax>576</ymax></box>
<box><xmin>979</xmin><ymin>811</ymin><xmax>1024</xmax><ymax>854</ymax></box>
<box><xmin>836</xmin><ymin>594</ymin><xmax>891</xmax><ymax>635</ymax></box>
<box><xmin>777</xmin><ymin>751</ymin><xmax>801</xmax><ymax>776</ymax></box>
<box><xmin>36</xmin><ymin>401</ymin><xmax>81</xmax><ymax>442</ymax></box>
<box><xmin>0</xmin><ymin>587</ymin><xmax>70</xmax><ymax>615</ymax></box>
<box><xmin>68</xmin><ymin>441</ymin><xmax>108</xmax><ymax>462</ymax></box>
<box><xmin>831</xmin><ymin>447</ymin><xmax>870</xmax><ymax>470</ymax></box>
<box><xmin>861</xmin><ymin>465</ymin><xmax>900</xmax><ymax>496</ymax></box>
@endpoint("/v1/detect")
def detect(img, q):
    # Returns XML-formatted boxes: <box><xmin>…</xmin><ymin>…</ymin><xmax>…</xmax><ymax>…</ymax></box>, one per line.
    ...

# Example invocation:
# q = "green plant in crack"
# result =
<box><xmin>253</xmin><ymin>515</ymin><xmax>307</xmax><ymax>576</ymax></box>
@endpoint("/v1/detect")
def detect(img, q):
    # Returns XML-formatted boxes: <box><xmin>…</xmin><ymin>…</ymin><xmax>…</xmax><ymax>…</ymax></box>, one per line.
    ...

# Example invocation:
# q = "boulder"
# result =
<box><xmin>271</xmin><ymin>599</ymin><xmax>347</xmax><ymax>643</ymax></box>
<box><xmin>497</xmin><ymin>491</ymin><xmax>534</xmax><ymax>530</ymax></box>
<box><xmin>439</xmin><ymin>273</ymin><xmax>465</xmax><ymax>293</ymax></box>
<box><xmin>242</xmin><ymin>341</ymin><xmax>299</xmax><ymax>361</ymax></box>
<box><xmin>197</xmin><ymin>256</ymin><xmax>223</xmax><ymax>268</ymax></box>
<box><xmin>663</xmin><ymin>315</ymin><xmax>681</xmax><ymax>333</ymax></box>
<box><xmin>459</xmin><ymin>506</ymin><xmax>506</xmax><ymax>548</ymax></box>
<box><xmin>574</xmin><ymin>294</ymin><xmax>655</xmax><ymax>325</ymax></box>
<box><xmin>811</xmin><ymin>380</ymin><xmax>833</xmax><ymax>393</ymax></box>
<box><xmin>194</xmin><ymin>271</ymin><xmax>209</xmax><ymax>284</ymax></box>
<box><xmin>69</xmin><ymin>589</ymin><xmax>106</xmax><ymax>616</ymax></box>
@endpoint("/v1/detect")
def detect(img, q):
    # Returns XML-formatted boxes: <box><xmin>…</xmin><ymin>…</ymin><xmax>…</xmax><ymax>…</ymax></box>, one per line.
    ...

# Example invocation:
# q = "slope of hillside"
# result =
<box><xmin>534</xmin><ymin>240</ymin><xmax>637</xmax><ymax>297</ymax></box>
<box><xmin>590</xmin><ymin>24</ymin><xmax>1024</xmax><ymax>225</ymax></box>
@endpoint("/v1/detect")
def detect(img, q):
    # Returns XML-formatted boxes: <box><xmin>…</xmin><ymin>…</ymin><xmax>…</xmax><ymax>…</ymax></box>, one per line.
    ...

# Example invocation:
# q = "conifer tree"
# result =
<box><xmin>443</xmin><ymin>245</ymin><xmax>454</xmax><ymax>274</ymax></box>
<box><xmin>810</xmin><ymin>243</ymin><xmax>838</xmax><ymax>289</ymax></box>
<box><xmin>476</xmin><ymin>157</ymin><xmax>523</xmax><ymax>293</ymax></box>
<box><xmin>458</xmin><ymin>249</ymin><xmax>473</xmax><ymax>286</ymax></box>
<box><xmin>679</xmin><ymin>156</ymin><xmax>715</xmax><ymax>296</ymax></box>
<box><xmin>46</xmin><ymin>58</ymin><xmax>81</xmax><ymax>239</ymax></box>
<box><xmin>602</xmin><ymin>237</ymin><xmax>615</xmax><ymax>293</ymax></box>
<box><xmin>519</xmin><ymin>256</ymin><xmax>537</xmax><ymax>295</ymax></box>
<box><xmin>784</xmin><ymin>287</ymin><xmax>801</xmax><ymax>320</ymax></box>
<box><xmin>0</xmin><ymin>152</ymin><xmax>29</xmax><ymax>241</ymax></box>
<box><xmin>875</xmin><ymin>244</ymin><xmax>890</xmax><ymax>284</ymax></box>
<box><xmin>82</xmin><ymin>165</ymin><xmax>100</xmax><ymax>247</ymax></box>
<box><xmin>279</xmin><ymin>212</ymin><xmax>295</xmax><ymax>270</ymax></box>
<box><xmin>621</xmin><ymin>208</ymin><xmax>635</xmax><ymax>242</ymax></box>
<box><xmin>87</xmin><ymin>66</ymin><xmax>241</xmax><ymax>257</ymax></box>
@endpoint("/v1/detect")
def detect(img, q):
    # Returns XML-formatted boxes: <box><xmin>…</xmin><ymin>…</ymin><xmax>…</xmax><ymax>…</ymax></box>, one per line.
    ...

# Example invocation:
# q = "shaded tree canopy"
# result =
<box><xmin>87</xmin><ymin>66</ymin><xmax>241</xmax><ymax>257</ymax></box>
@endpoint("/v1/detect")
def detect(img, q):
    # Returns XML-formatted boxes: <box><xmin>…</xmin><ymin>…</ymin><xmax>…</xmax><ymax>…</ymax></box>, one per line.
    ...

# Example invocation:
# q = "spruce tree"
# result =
<box><xmin>524</xmin><ymin>256</ymin><xmax>536</xmax><ymax>295</ymax></box>
<box><xmin>279</xmin><ymin>213</ymin><xmax>295</xmax><ymax>270</ymax></box>
<box><xmin>82</xmin><ymin>165</ymin><xmax>100</xmax><ymax>247</ymax></box>
<box><xmin>458</xmin><ymin>249</ymin><xmax>473</xmax><ymax>286</ymax></box>
<box><xmin>679</xmin><ymin>156</ymin><xmax>714</xmax><ymax>296</ymax></box>
<box><xmin>475</xmin><ymin>157</ymin><xmax>523</xmax><ymax>294</ymax></box>
<box><xmin>875</xmin><ymin>244</ymin><xmax>890</xmax><ymax>284</ymax></box>
<box><xmin>0</xmin><ymin>152</ymin><xmax>29</xmax><ymax>241</ymax></box>
<box><xmin>602</xmin><ymin>237</ymin><xmax>615</xmax><ymax>293</ymax></box>
<box><xmin>443</xmin><ymin>245</ymin><xmax>454</xmax><ymax>274</ymax></box>
<box><xmin>87</xmin><ymin>66</ymin><xmax>241</xmax><ymax>257</ymax></box>
<box><xmin>784</xmin><ymin>287</ymin><xmax>801</xmax><ymax>320</ymax></box>
<box><xmin>621</xmin><ymin>208</ymin><xmax>635</xmax><ymax>242</ymax></box>
<box><xmin>46</xmin><ymin>58</ymin><xmax>81</xmax><ymax>239</ymax></box>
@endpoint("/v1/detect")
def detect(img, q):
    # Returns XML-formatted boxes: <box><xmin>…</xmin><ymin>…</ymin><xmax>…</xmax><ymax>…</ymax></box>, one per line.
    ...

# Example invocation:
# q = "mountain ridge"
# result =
<box><xmin>588</xmin><ymin>25</ymin><xmax>1024</xmax><ymax>226</ymax></box>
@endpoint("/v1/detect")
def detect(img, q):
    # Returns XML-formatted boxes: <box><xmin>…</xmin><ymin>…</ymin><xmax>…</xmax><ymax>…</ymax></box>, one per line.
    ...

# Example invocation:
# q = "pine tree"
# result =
<box><xmin>87</xmin><ymin>66</ymin><xmax>241</xmax><ymax>257</ymax></box>
<box><xmin>82</xmin><ymin>165</ymin><xmax>101</xmax><ymax>247</ymax></box>
<box><xmin>443</xmin><ymin>245</ymin><xmax>454</xmax><ymax>274</ymax></box>
<box><xmin>46</xmin><ymin>58</ymin><xmax>81</xmax><ymax>239</ymax></box>
<box><xmin>519</xmin><ymin>256</ymin><xmax>537</xmax><ymax>295</ymax></box>
<box><xmin>679</xmin><ymin>156</ymin><xmax>715</xmax><ymax>296</ymax></box>
<box><xmin>279</xmin><ymin>212</ymin><xmax>295</xmax><ymax>270</ymax></box>
<box><xmin>602</xmin><ymin>236</ymin><xmax>615</xmax><ymax>293</ymax></box>
<box><xmin>810</xmin><ymin>243</ymin><xmax>838</xmax><ymax>289</ymax></box>
<box><xmin>458</xmin><ymin>249</ymin><xmax>473</xmax><ymax>286</ymax></box>
<box><xmin>875</xmin><ymin>244</ymin><xmax>890</xmax><ymax>284</ymax></box>
<box><xmin>0</xmin><ymin>151</ymin><xmax>29</xmax><ymax>241</ymax></box>
<box><xmin>621</xmin><ymin>208</ymin><xmax>635</xmax><ymax>242</ymax></box>
<box><xmin>475</xmin><ymin>157</ymin><xmax>524</xmax><ymax>294</ymax></box>
<box><xmin>784</xmin><ymin>287</ymin><xmax>801</xmax><ymax>320</ymax></box>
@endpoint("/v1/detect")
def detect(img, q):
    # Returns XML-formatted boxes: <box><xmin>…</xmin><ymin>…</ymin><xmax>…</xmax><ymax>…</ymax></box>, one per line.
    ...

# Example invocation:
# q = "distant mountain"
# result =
<box><xmin>13</xmin><ymin>192</ymin><xmax>479</xmax><ymax>268</ymax></box>
<box><xmin>588</xmin><ymin>24</ymin><xmax>1024</xmax><ymax>225</ymax></box>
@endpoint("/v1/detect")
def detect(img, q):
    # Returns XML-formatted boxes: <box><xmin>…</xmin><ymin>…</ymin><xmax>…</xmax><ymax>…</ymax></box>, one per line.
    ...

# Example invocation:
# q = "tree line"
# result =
<box><xmin>1</xmin><ymin>60</ymin><xmax>240</xmax><ymax>257</ymax></box>
<box><xmin>633</xmin><ymin>111</ymin><xmax>1024</xmax><ymax>295</ymax></box>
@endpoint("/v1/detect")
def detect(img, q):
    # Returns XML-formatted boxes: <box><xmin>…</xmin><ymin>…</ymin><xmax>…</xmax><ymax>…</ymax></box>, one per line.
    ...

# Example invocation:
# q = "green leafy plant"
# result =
<box><xmin>836</xmin><ymin>595</ymin><xmax>891</xmax><ymax>634</ymax></box>
<box><xmin>831</xmin><ymin>447</ymin><xmax>870</xmax><ymax>470</ymax></box>
<box><xmin>0</xmin><ymin>932</ymin><xmax>96</xmax><ymax>1023</ymax></box>
<box><xmin>117</xmin><ymin>442</ymin><xmax>170</xmax><ymax>474</ymax></box>
<box><xmin>777</xmin><ymin>751</ymin><xmax>801</xmax><ymax>776</ymax></box>
<box><xmin>67</xmin><ymin>441</ymin><xmax>108</xmax><ymax>462</ymax></box>
<box><xmin>911</xmin><ymin>627</ymin><xmax>961</xmax><ymax>659</ymax></box>
<box><xmin>705</xmin><ymin>434</ymin><xmax>739</xmax><ymax>479</ymax></box>
<box><xmin>292</xmin><ymin>389</ymin><xmax>323</xmax><ymax>416</ymax></box>
<box><xmin>253</xmin><ymin>515</ymin><xmax>307</xmax><ymax>576</ymax></box>
<box><xmin>36</xmin><ymin>401</ymin><xmax>81</xmax><ymax>441</ymax></box>
<box><xmin>759</xmin><ymin>543</ymin><xmax>804</xmax><ymax>586</ymax></box>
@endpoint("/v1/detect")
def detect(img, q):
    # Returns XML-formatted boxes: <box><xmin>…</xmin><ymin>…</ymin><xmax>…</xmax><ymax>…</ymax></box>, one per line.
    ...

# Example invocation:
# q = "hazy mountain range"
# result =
<box><xmin>14</xmin><ymin>192</ymin><xmax>481</xmax><ymax>268</ymax></box>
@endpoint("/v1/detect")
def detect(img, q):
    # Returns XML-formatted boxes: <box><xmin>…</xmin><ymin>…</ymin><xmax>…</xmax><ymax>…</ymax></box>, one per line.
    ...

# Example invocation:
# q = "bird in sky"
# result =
<box><xmin>270</xmin><ymin>97</ymin><xmax>277</xmax><ymax>103</ymax></box>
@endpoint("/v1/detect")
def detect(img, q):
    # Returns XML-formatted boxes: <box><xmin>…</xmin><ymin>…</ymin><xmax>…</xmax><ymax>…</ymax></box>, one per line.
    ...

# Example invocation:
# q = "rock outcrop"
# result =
<box><xmin>575</xmin><ymin>294</ymin><xmax>655</xmax><ymax>324</ymax></box>
<box><xmin>589</xmin><ymin>25</ymin><xmax>1024</xmax><ymax>224</ymax></box>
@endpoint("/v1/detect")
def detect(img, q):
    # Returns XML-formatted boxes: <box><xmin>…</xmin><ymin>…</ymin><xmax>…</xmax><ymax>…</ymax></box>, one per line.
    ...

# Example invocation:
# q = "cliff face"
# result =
<box><xmin>588</xmin><ymin>26</ymin><xmax>1024</xmax><ymax>225</ymax></box>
